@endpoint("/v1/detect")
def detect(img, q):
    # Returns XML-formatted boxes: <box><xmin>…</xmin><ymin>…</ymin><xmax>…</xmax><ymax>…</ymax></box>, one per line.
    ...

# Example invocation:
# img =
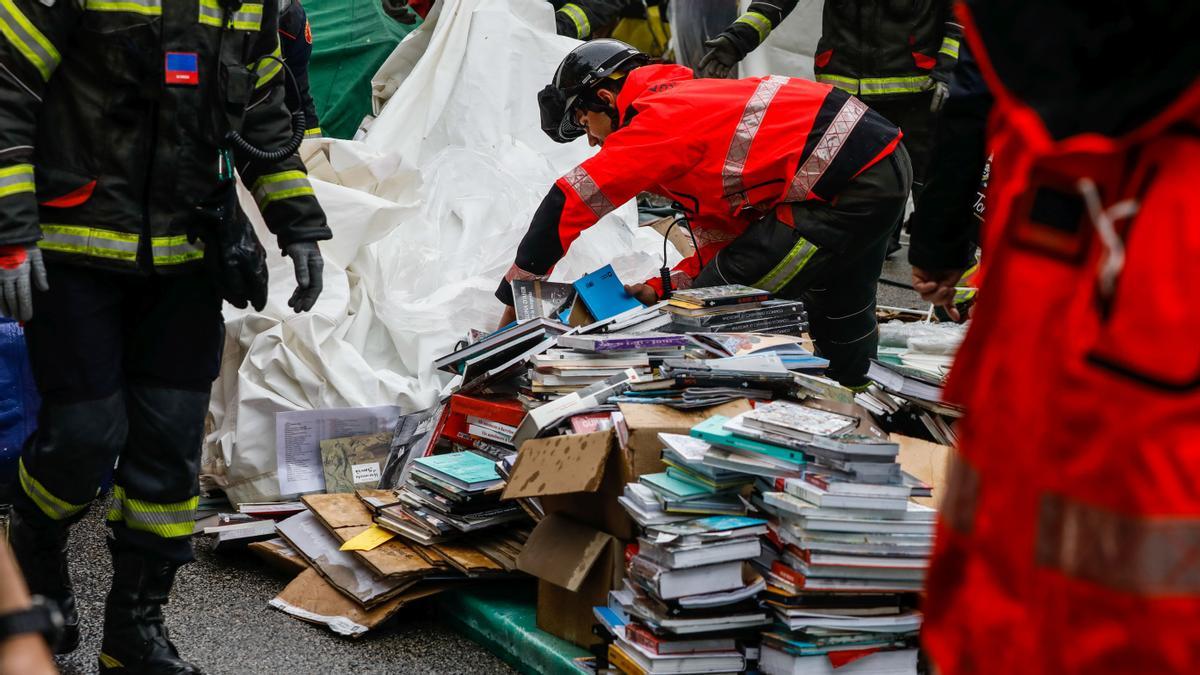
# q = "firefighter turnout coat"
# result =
<box><xmin>924</xmin><ymin>2</ymin><xmax>1200</xmax><ymax>673</ymax></box>
<box><xmin>0</xmin><ymin>0</ymin><xmax>330</xmax><ymax>271</ymax></box>
<box><xmin>496</xmin><ymin>64</ymin><xmax>901</xmax><ymax>305</ymax></box>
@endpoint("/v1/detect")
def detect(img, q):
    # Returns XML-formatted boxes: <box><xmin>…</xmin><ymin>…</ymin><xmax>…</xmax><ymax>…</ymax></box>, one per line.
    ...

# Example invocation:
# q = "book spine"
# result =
<box><xmin>770</xmin><ymin>560</ymin><xmax>807</xmax><ymax>588</ymax></box>
<box><xmin>450</xmin><ymin>395</ymin><xmax>526</xmax><ymax>427</ymax></box>
<box><xmin>706</xmin><ymin>316</ymin><xmax>807</xmax><ymax>334</ymax></box>
<box><xmin>624</xmin><ymin>624</ymin><xmax>664</xmax><ymax>655</ymax></box>
<box><xmin>594</xmin><ymin>337</ymin><xmax>687</xmax><ymax>351</ymax></box>
<box><xmin>702</xmin><ymin>293</ymin><xmax>772</xmax><ymax>307</ymax></box>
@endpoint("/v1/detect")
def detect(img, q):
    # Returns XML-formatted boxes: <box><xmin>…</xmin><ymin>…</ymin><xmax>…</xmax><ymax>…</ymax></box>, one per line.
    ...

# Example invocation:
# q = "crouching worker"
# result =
<box><xmin>496</xmin><ymin>40</ymin><xmax>912</xmax><ymax>387</ymax></box>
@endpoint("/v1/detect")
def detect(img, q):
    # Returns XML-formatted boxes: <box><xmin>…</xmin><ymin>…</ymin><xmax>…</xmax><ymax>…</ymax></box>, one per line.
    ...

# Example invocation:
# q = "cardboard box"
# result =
<box><xmin>515</xmin><ymin>513</ymin><xmax>625</xmax><ymax>648</ymax></box>
<box><xmin>504</xmin><ymin>401</ymin><xmax>752</xmax><ymax>647</ymax></box>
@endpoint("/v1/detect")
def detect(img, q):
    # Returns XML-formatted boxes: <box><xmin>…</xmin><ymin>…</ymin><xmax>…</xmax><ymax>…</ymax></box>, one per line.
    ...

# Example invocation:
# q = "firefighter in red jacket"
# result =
<box><xmin>498</xmin><ymin>40</ymin><xmax>912</xmax><ymax>387</ymax></box>
<box><xmin>922</xmin><ymin>2</ymin><xmax>1200</xmax><ymax>673</ymax></box>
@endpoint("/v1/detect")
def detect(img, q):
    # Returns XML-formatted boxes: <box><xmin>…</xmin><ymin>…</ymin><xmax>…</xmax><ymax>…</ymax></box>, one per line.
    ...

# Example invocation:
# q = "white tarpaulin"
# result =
<box><xmin>205</xmin><ymin>0</ymin><xmax>671</xmax><ymax>504</ymax></box>
<box><xmin>738</xmin><ymin>0</ymin><xmax>824</xmax><ymax>80</ymax></box>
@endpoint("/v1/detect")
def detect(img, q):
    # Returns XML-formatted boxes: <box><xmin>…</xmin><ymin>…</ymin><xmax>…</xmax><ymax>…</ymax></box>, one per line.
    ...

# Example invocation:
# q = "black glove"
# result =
<box><xmin>697</xmin><ymin>13</ymin><xmax>767</xmax><ymax>79</ymax></box>
<box><xmin>928</xmin><ymin>80</ymin><xmax>950</xmax><ymax>113</ymax></box>
<box><xmin>284</xmin><ymin>242</ymin><xmax>323</xmax><ymax>312</ymax></box>
<box><xmin>179</xmin><ymin>180</ymin><xmax>270</xmax><ymax>312</ymax></box>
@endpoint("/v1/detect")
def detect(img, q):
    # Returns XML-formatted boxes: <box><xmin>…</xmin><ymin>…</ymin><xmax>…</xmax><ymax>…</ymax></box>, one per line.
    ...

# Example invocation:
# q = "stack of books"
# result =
<box><xmin>665</xmin><ymin>286</ymin><xmax>808</xmax><ymax>336</ymax></box>
<box><xmin>859</xmin><ymin>359</ymin><xmax>963</xmax><ymax>446</ymax></box>
<box><xmin>723</xmin><ymin>401</ymin><xmax>929</xmax><ymax>673</ymax></box>
<box><xmin>601</xmin><ymin>510</ymin><xmax>774</xmax><ymax>674</ymax></box>
<box><xmin>377</xmin><ymin>450</ymin><xmax>526</xmax><ymax>544</ymax></box>
<box><xmin>527</xmin><ymin>346</ymin><xmax>657</xmax><ymax>398</ymax></box>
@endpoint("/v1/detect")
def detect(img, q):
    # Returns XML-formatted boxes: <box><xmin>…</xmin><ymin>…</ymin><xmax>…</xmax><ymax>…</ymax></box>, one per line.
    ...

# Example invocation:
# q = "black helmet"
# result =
<box><xmin>538</xmin><ymin>39</ymin><xmax>650</xmax><ymax>143</ymax></box>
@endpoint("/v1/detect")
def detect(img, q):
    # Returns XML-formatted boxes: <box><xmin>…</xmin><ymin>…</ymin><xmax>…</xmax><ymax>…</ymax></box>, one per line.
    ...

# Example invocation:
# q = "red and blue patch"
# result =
<box><xmin>164</xmin><ymin>52</ymin><xmax>199</xmax><ymax>86</ymax></box>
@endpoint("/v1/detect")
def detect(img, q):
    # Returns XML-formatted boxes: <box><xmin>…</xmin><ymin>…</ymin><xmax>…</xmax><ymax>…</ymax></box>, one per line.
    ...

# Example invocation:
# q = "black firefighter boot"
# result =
<box><xmin>98</xmin><ymin>539</ymin><xmax>203</xmax><ymax>674</ymax></box>
<box><xmin>8</xmin><ymin>500</ymin><xmax>82</xmax><ymax>654</ymax></box>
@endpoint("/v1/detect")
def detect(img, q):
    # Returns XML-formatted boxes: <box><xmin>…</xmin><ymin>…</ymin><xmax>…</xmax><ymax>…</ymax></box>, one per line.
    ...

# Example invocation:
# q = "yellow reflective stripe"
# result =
<box><xmin>198</xmin><ymin>0</ymin><xmax>261</xmax><ymax>29</ymax></box>
<box><xmin>939</xmin><ymin>37</ymin><xmax>961</xmax><ymax>59</ymax></box>
<box><xmin>151</xmin><ymin>234</ymin><xmax>203</xmax><ymax>265</ymax></box>
<box><xmin>254</xmin><ymin>43</ymin><xmax>283</xmax><ymax>88</ymax></box>
<box><xmin>84</xmin><ymin>0</ymin><xmax>162</xmax><ymax>16</ymax></box>
<box><xmin>558</xmin><ymin>3</ymin><xmax>590</xmax><ymax>39</ymax></box>
<box><xmin>858</xmin><ymin>76</ymin><xmax>931</xmax><ymax>96</ymax></box>
<box><xmin>755</xmin><ymin>237</ymin><xmax>818</xmax><ymax>293</ymax></box>
<box><xmin>0</xmin><ymin>163</ymin><xmax>34</xmax><ymax>198</ymax></box>
<box><xmin>99</xmin><ymin>653</ymin><xmax>125</xmax><ymax>669</ymax></box>
<box><xmin>251</xmin><ymin>170</ymin><xmax>314</xmax><ymax>207</ymax></box>
<box><xmin>0</xmin><ymin>0</ymin><xmax>60</xmax><ymax>81</ymax></box>
<box><xmin>19</xmin><ymin>459</ymin><xmax>88</xmax><ymax>521</ymax></box>
<box><xmin>39</xmin><ymin>224</ymin><xmax>139</xmax><ymax>262</ymax></box>
<box><xmin>735</xmin><ymin>11</ymin><xmax>771</xmax><ymax>44</ymax></box>
<box><xmin>108</xmin><ymin>486</ymin><xmax>198</xmax><ymax>539</ymax></box>
<box><xmin>303</xmin><ymin>126</ymin><xmax>323</xmax><ymax>138</ymax></box>
<box><xmin>815</xmin><ymin>73</ymin><xmax>859</xmax><ymax>95</ymax></box>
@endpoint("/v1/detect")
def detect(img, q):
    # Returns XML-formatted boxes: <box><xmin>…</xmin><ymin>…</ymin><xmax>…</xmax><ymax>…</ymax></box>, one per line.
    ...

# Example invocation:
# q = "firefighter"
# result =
<box><xmin>0</xmin><ymin>0</ymin><xmax>330</xmax><ymax>672</ymax></box>
<box><xmin>279</xmin><ymin>0</ymin><xmax>323</xmax><ymax>138</ymax></box>
<box><xmin>498</xmin><ymin>39</ymin><xmax>912</xmax><ymax>388</ymax></box>
<box><xmin>553</xmin><ymin>0</ymin><xmax>669</xmax><ymax>58</ymax></box>
<box><xmin>700</xmin><ymin>0</ymin><xmax>962</xmax><ymax>253</ymax></box>
<box><xmin>923</xmin><ymin>2</ymin><xmax>1200</xmax><ymax>673</ymax></box>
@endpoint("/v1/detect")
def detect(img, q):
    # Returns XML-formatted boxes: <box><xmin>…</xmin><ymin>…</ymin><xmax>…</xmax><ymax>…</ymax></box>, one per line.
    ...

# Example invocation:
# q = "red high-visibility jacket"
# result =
<box><xmin>924</xmin><ymin>3</ymin><xmax>1200</xmax><ymax>674</ymax></box>
<box><xmin>496</xmin><ymin>64</ymin><xmax>901</xmax><ymax>305</ymax></box>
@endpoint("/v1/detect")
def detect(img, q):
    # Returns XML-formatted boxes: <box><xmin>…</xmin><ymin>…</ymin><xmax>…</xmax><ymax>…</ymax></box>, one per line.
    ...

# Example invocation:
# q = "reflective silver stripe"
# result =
<box><xmin>0</xmin><ymin>0</ymin><xmax>61</xmax><ymax>81</ymax></box>
<box><xmin>669</xmin><ymin>269</ymin><xmax>694</xmax><ymax>291</ymax></box>
<box><xmin>197</xmin><ymin>0</ymin><xmax>222</xmax><ymax>26</ymax></box>
<box><xmin>785</xmin><ymin>95</ymin><xmax>868</xmax><ymax>202</ymax></box>
<box><xmin>723</xmin><ymin>75</ymin><xmax>788</xmax><ymax>211</ymax></box>
<box><xmin>152</xmin><ymin>239</ymin><xmax>204</xmax><ymax>265</ymax></box>
<box><xmin>39</xmin><ymin>225</ymin><xmax>139</xmax><ymax>261</ymax></box>
<box><xmin>504</xmin><ymin>263</ymin><xmax>548</xmax><ymax>283</ymax></box>
<box><xmin>563</xmin><ymin>166</ymin><xmax>615</xmax><ymax>219</ymax></box>
<box><xmin>251</xmin><ymin>170</ymin><xmax>314</xmax><ymax>208</ymax></box>
<box><xmin>84</xmin><ymin>0</ymin><xmax>162</xmax><ymax>15</ymax></box>
<box><xmin>1036</xmin><ymin>492</ymin><xmax>1200</xmax><ymax>595</ymax></box>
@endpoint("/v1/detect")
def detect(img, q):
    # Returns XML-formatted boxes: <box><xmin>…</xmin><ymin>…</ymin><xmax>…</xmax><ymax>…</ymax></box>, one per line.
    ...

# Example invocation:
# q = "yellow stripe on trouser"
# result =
<box><xmin>0</xmin><ymin>163</ymin><xmax>34</xmax><ymax>198</ymax></box>
<box><xmin>84</xmin><ymin>0</ymin><xmax>162</xmax><ymax>16</ymax></box>
<box><xmin>557</xmin><ymin>4</ymin><xmax>590</xmax><ymax>39</ymax></box>
<box><xmin>735</xmin><ymin>11</ymin><xmax>772</xmax><ymax>44</ymax></box>
<box><xmin>38</xmin><ymin>225</ymin><xmax>203</xmax><ymax>266</ymax></box>
<box><xmin>107</xmin><ymin>486</ymin><xmax>198</xmax><ymax>539</ymax></box>
<box><xmin>0</xmin><ymin>0</ymin><xmax>61</xmax><ymax>81</ymax></box>
<box><xmin>254</xmin><ymin>43</ymin><xmax>283</xmax><ymax>88</ymax></box>
<box><xmin>754</xmin><ymin>236</ymin><xmax>819</xmax><ymax>293</ymax></box>
<box><xmin>19</xmin><ymin>459</ymin><xmax>89</xmax><ymax>521</ymax></box>
<box><xmin>251</xmin><ymin>170</ymin><xmax>314</xmax><ymax>209</ymax></box>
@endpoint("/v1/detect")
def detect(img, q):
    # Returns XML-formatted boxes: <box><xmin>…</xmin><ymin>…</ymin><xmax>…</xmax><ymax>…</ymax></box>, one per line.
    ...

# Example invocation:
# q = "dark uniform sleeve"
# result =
<box><xmin>552</xmin><ymin>0</ymin><xmax>628</xmax><ymax>40</ymax></box>
<box><xmin>278</xmin><ymin>0</ymin><xmax>321</xmax><ymax>137</ymax></box>
<box><xmin>931</xmin><ymin>0</ymin><xmax>964</xmax><ymax>84</ymax></box>
<box><xmin>723</xmin><ymin>0</ymin><xmax>800</xmax><ymax>53</ymax></box>
<box><xmin>0</xmin><ymin>0</ymin><xmax>81</xmax><ymax>246</ymax></box>
<box><xmin>237</xmin><ymin>0</ymin><xmax>331</xmax><ymax>250</ymax></box>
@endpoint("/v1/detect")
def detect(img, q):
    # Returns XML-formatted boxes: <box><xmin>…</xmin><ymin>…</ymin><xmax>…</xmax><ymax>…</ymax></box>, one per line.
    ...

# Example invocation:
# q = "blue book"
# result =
<box><xmin>573</xmin><ymin>265</ymin><xmax>642</xmax><ymax>321</ymax></box>
<box><xmin>413</xmin><ymin>451</ymin><xmax>502</xmax><ymax>491</ymax></box>
<box><xmin>690</xmin><ymin>416</ymin><xmax>807</xmax><ymax>465</ymax></box>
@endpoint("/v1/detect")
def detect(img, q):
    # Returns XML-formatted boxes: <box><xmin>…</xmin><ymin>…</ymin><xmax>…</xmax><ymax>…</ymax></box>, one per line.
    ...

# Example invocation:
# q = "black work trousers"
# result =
<box><xmin>868</xmin><ymin>92</ymin><xmax>935</xmax><ymax>202</ymax></box>
<box><xmin>694</xmin><ymin>146</ymin><xmax>913</xmax><ymax>387</ymax></box>
<box><xmin>17</xmin><ymin>263</ymin><xmax>223</xmax><ymax>562</ymax></box>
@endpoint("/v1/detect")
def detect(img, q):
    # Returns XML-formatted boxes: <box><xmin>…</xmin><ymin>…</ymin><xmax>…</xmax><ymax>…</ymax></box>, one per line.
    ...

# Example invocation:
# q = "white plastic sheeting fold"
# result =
<box><xmin>737</xmin><ymin>0</ymin><xmax>824</xmax><ymax>81</ymax></box>
<box><xmin>205</xmin><ymin>0</ymin><xmax>669</xmax><ymax>504</ymax></box>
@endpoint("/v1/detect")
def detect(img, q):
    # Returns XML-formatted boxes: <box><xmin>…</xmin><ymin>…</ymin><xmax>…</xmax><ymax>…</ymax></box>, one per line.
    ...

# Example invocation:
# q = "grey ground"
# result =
<box><xmin>53</xmin><ymin>248</ymin><xmax>923</xmax><ymax>675</ymax></box>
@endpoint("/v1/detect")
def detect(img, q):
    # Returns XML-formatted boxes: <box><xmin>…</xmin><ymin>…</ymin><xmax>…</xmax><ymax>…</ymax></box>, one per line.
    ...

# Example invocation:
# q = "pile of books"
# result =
<box><xmin>859</xmin><ymin>359</ymin><xmax>962</xmax><ymax>446</ymax></box>
<box><xmin>664</xmin><ymin>285</ymin><xmax>808</xmax><ymax>336</ymax></box>
<box><xmin>376</xmin><ymin>450</ymin><xmax>526</xmax><ymax>545</ymax></box>
<box><xmin>737</xmin><ymin>401</ymin><xmax>929</xmax><ymax>673</ymax></box>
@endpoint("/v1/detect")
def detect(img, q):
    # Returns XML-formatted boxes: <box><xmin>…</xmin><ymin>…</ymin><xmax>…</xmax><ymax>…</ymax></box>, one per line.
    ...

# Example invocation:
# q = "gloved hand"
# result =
<box><xmin>0</xmin><ymin>245</ymin><xmax>49</xmax><ymax>322</ymax></box>
<box><xmin>928</xmin><ymin>79</ymin><xmax>951</xmax><ymax>113</ymax></box>
<box><xmin>698</xmin><ymin>34</ymin><xmax>745</xmax><ymax>79</ymax></box>
<box><xmin>285</xmin><ymin>242</ymin><xmax>323</xmax><ymax>313</ymax></box>
<box><xmin>179</xmin><ymin>179</ymin><xmax>269</xmax><ymax>312</ymax></box>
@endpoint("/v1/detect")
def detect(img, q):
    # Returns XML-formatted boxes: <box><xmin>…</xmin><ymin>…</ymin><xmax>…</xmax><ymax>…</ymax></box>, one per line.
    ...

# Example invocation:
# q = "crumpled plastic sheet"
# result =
<box><xmin>737</xmin><ymin>0</ymin><xmax>824</xmax><ymax>80</ymax></box>
<box><xmin>204</xmin><ymin>0</ymin><xmax>673</xmax><ymax>504</ymax></box>
<box><xmin>879</xmin><ymin>319</ymin><xmax>968</xmax><ymax>354</ymax></box>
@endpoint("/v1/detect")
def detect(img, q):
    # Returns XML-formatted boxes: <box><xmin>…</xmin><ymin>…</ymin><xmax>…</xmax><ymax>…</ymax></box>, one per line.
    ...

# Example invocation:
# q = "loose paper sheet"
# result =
<box><xmin>275</xmin><ymin>406</ymin><xmax>401</xmax><ymax>495</ymax></box>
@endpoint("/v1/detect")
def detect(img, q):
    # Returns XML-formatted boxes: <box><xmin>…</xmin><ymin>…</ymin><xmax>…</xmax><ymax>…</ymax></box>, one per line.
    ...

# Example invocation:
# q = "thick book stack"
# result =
<box><xmin>377</xmin><ymin>450</ymin><xmax>526</xmax><ymax>545</ymax></box>
<box><xmin>665</xmin><ymin>285</ymin><xmax>809</xmax><ymax>336</ymax></box>
<box><xmin>859</xmin><ymin>359</ymin><xmax>962</xmax><ymax>446</ymax></box>
<box><xmin>723</xmin><ymin>401</ymin><xmax>929</xmax><ymax>674</ymax></box>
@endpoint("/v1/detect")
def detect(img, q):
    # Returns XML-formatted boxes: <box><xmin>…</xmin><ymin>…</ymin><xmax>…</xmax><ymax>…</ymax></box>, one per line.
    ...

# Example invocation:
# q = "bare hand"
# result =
<box><xmin>911</xmin><ymin>267</ymin><xmax>964</xmax><ymax>321</ymax></box>
<box><xmin>625</xmin><ymin>283</ymin><xmax>659</xmax><ymax>306</ymax></box>
<box><xmin>497</xmin><ymin>304</ymin><xmax>517</xmax><ymax>330</ymax></box>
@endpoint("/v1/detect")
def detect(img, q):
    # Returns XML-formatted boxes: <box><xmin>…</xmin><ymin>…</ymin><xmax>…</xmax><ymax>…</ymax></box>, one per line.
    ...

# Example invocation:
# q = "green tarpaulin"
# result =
<box><xmin>306</xmin><ymin>0</ymin><xmax>421</xmax><ymax>139</ymax></box>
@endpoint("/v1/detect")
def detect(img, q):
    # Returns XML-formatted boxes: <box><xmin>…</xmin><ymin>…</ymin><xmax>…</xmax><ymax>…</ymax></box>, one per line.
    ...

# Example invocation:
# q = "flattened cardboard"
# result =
<box><xmin>302</xmin><ymin>493</ymin><xmax>370</xmax><ymax>529</ymax></box>
<box><xmin>248</xmin><ymin>537</ymin><xmax>309</xmax><ymax>578</ymax></box>
<box><xmin>502</xmin><ymin>431</ymin><xmax>613</xmax><ymax>500</ymax></box>
<box><xmin>894</xmin><ymin>433</ymin><xmax>953</xmax><ymax>509</ymax></box>
<box><xmin>270</xmin><ymin>568</ymin><xmax>448</xmax><ymax>638</ymax></box>
<box><xmin>302</xmin><ymin>494</ymin><xmax>436</xmax><ymax>579</ymax></box>
<box><xmin>517</xmin><ymin>514</ymin><xmax>615</xmax><ymax>592</ymax></box>
<box><xmin>433</xmin><ymin>542</ymin><xmax>506</xmax><ymax>576</ymax></box>
<box><xmin>618</xmin><ymin>400</ymin><xmax>753</xmax><ymax>479</ymax></box>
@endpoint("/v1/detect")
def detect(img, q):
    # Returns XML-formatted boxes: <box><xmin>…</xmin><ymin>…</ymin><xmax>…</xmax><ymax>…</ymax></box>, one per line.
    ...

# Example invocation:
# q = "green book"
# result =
<box><xmin>413</xmin><ymin>451</ymin><xmax>502</xmax><ymax>491</ymax></box>
<box><xmin>664</xmin><ymin>463</ymin><xmax>753</xmax><ymax>492</ymax></box>
<box><xmin>691</xmin><ymin>416</ymin><xmax>808</xmax><ymax>465</ymax></box>
<box><xmin>640</xmin><ymin>472</ymin><xmax>713</xmax><ymax>501</ymax></box>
